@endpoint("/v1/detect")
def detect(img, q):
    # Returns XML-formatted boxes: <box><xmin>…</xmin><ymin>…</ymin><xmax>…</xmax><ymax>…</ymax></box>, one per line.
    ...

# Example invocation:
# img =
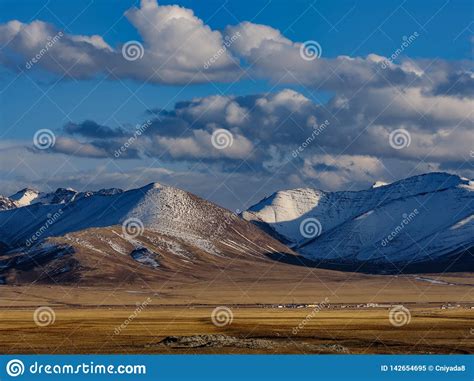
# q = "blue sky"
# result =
<box><xmin>0</xmin><ymin>0</ymin><xmax>472</xmax><ymax>209</ymax></box>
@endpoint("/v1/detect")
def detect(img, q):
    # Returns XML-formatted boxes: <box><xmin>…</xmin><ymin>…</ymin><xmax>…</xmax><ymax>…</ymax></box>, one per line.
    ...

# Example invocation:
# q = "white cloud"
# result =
<box><xmin>0</xmin><ymin>20</ymin><xmax>111</xmax><ymax>77</ymax></box>
<box><xmin>301</xmin><ymin>154</ymin><xmax>386</xmax><ymax>189</ymax></box>
<box><xmin>225</xmin><ymin>21</ymin><xmax>293</xmax><ymax>58</ymax></box>
<box><xmin>151</xmin><ymin>129</ymin><xmax>254</xmax><ymax>160</ymax></box>
<box><xmin>41</xmin><ymin>88</ymin><xmax>472</xmax><ymax>166</ymax></box>
<box><xmin>0</xmin><ymin>1</ymin><xmax>240</xmax><ymax>83</ymax></box>
<box><xmin>1</xmin><ymin>1</ymin><xmax>470</xmax><ymax>92</ymax></box>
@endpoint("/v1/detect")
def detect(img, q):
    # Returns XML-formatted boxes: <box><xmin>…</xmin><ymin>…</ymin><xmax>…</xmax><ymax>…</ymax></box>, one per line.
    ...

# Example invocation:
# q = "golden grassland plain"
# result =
<box><xmin>0</xmin><ymin>274</ymin><xmax>473</xmax><ymax>354</ymax></box>
<box><xmin>0</xmin><ymin>305</ymin><xmax>472</xmax><ymax>354</ymax></box>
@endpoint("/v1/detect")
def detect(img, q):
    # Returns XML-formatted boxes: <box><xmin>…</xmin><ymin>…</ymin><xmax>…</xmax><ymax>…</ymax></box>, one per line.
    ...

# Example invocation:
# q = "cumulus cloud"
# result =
<box><xmin>301</xmin><ymin>154</ymin><xmax>386</xmax><ymax>189</ymax></box>
<box><xmin>431</xmin><ymin>71</ymin><xmax>474</xmax><ymax>98</ymax></box>
<box><xmin>33</xmin><ymin>87</ymin><xmax>472</xmax><ymax>186</ymax></box>
<box><xmin>0</xmin><ymin>0</ymin><xmax>240</xmax><ymax>83</ymax></box>
<box><xmin>0</xmin><ymin>20</ymin><xmax>111</xmax><ymax>78</ymax></box>
<box><xmin>153</xmin><ymin>131</ymin><xmax>254</xmax><ymax>160</ymax></box>
<box><xmin>50</xmin><ymin>136</ymin><xmax>141</xmax><ymax>159</ymax></box>
<box><xmin>225</xmin><ymin>22</ymin><xmax>426</xmax><ymax>92</ymax></box>
<box><xmin>0</xmin><ymin>0</ymin><xmax>471</xmax><ymax>92</ymax></box>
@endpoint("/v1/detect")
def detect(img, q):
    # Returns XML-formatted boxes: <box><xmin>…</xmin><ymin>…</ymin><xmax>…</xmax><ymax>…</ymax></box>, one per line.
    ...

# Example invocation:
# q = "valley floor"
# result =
<box><xmin>0</xmin><ymin>274</ymin><xmax>472</xmax><ymax>354</ymax></box>
<box><xmin>0</xmin><ymin>305</ymin><xmax>472</xmax><ymax>354</ymax></box>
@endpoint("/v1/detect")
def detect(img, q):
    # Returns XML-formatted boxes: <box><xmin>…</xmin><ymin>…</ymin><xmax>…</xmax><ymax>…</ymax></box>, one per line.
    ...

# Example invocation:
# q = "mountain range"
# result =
<box><xmin>244</xmin><ymin>172</ymin><xmax>474</xmax><ymax>273</ymax></box>
<box><xmin>0</xmin><ymin>172</ymin><xmax>472</xmax><ymax>284</ymax></box>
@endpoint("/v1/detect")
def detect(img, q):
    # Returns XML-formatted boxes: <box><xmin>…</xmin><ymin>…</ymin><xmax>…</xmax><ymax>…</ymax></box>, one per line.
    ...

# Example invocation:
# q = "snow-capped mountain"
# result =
<box><xmin>6</xmin><ymin>187</ymin><xmax>123</xmax><ymax>207</ymax></box>
<box><xmin>1</xmin><ymin>172</ymin><xmax>472</xmax><ymax>282</ymax></box>
<box><xmin>0</xmin><ymin>182</ymin><xmax>295</xmax><ymax>284</ymax></box>
<box><xmin>243</xmin><ymin>173</ymin><xmax>474</xmax><ymax>273</ymax></box>
<box><xmin>0</xmin><ymin>195</ymin><xmax>17</xmax><ymax>211</ymax></box>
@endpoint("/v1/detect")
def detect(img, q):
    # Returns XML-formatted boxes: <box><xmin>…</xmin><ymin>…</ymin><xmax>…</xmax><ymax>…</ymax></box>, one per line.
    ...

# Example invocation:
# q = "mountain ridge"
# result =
<box><xmin>243</xmin><ymin>172</ymin><xmax>474</xmax><ymax>273</ymax></box>
<box><xmin>1</xmin><ymin>172</ymin><xmax>472</xmax><ymax>279</ymax></box>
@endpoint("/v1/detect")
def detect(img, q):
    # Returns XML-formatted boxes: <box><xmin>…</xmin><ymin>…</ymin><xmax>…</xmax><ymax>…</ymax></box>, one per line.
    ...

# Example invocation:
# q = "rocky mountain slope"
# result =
<box><xmin>0</xmin><ymin>183</ymin><xmax>296</xmax><ymax>284</ymax></box>
<box><xmin>243</xmin><ymin>173</ymin><xmax>474</xmax><ymax>273</ymax></box>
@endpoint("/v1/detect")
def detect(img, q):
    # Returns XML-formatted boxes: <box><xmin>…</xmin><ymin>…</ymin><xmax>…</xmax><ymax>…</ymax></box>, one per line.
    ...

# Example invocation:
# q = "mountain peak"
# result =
<box><xmin>9</xmin><ymin>187</ymin><xmax>41</xmax><ymax>206</ymax></box>
<box><xmin>141</xmin><ymin>182</ymin><xmax>165</xmax><ymax>191</ymax></box>
<box><xmin>9</xmin><ymin>187</ymin><xmax>40</xmax><ymax>197</ymax></box>
<box><xmin>55</xmin><ymin>187</ymin><xmax>77</xmax><ymax>193</ymax></box>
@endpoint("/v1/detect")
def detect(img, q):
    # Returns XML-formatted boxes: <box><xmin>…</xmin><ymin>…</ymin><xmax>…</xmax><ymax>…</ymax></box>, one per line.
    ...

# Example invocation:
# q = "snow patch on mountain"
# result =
<box><xmin>9</xmin><ymin>188</ymin><xmax>42</xmax><ymax>206</ymax></box>
<box><xmin>244</xmin><ymin>173</ymin><xmax>474</xmax><ymax>267</ymax></box>
<box><xmin>372</xmin><ymin>181</ymin><xmax>389</xmax><ymax>188</ymax></box>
